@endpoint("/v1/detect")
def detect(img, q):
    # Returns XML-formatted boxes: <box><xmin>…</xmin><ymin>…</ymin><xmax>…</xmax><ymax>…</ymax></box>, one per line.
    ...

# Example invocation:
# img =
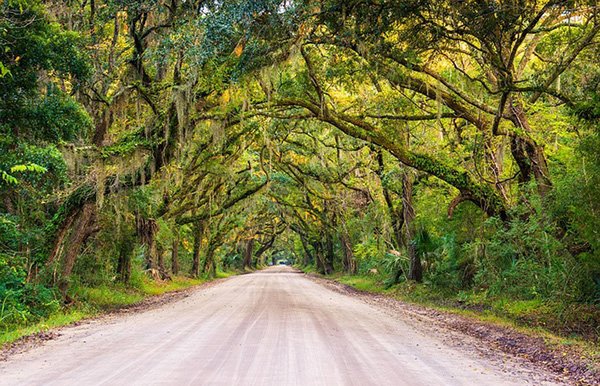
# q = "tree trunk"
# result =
<box><xmin>116</xmin><ymin>246</ymin><xmax>132</xmax><ymax>284</ymax></box>
<box><xmin>340</xmin><ymin>231</ymin><xmax>356</xmax><ymax>274</ymax></box>
<box><xmin>255</xmin><ymin>237</ymin><xmax>275</xmax><ymax>266</ymax></box>
<box><xmin>511</xmin><ymin>135</ymin><xmax>551</xmax><ymax>196</ymax></box>
<box><xmin>300</xmin><ymin>235</ymin><xmax>313</xmax><ymax>266</ymax></box>
<box><xmin>171</xmin><ymin>229</ymin><xmax>179</xmax><ymax>276</ymax></box>
<box><xmin>385</xmin><ymin>190</ymin><xmax>404</xmax><ymax>249</ymax></box>
<box><xmin>324</xmin><ymin>233</ymin><xmax>335</xmax><ymax>275</ymax></box>
<box><xmin>136</xmin><ymin>216</ymin><xmax>160</xmax><ymax>279</ymax></box>
<box><xmin>116</xmin><ymin>231</ymin><xmax>134</xmax><ymax>283</ymax></box>
<box><xmin>509</xmin><ymin>98</ymin><xmax>552</xmax><ymax>196</ymax></box>
<box><xmin>191</xmin><ymin>222</ymin><xmax>203</xmax><ymax>277</ymax></box>
<box><xmin>314</xmin><ymin>242</ymin><xmax>325</xmax><ymax>274</ymax></box>
<box><xmin>57</xmin><ymin>202</ymin><xmax>97</xmax><ymax>297</ymax></box>
<box><xmin>201</xmin><ymin>242</ymin><xmax>217</xmax><ymax>278</ymax></box>
<box><xmin>157</xmin><ymin>244</ymin><xmax>169</xmax><ymax>280</ymax></box>
<box><xmin>402</xmin><ymin>170</ymin><xmax>422</xmax><ymax>282</ymax></box>
<box><xmin>46</xmin><ymin>210</ymin><xmax>77</xmax><ymax>270</ymax></box>
<box><xmin>376</xmin><ymin>149</ymin><xmax>404</xmax><ymax>248</ymax></box>
<box><xmin>243</xmin><ymin>238</ymin><xmax>254</xmax><ymax>269</ymax></box>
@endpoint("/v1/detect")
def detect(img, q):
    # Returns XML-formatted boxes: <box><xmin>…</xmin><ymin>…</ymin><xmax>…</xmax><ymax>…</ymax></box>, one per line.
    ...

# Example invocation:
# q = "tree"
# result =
<box><xmin>3</xmin><ymin>0</ymin><xmax>600</xmax><ymax>334</ymax></box>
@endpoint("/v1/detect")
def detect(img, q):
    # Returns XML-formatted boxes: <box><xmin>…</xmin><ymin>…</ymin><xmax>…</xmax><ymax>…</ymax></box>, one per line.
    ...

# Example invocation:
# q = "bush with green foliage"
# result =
<box><xmin>0</xmin><ymin>254</ymin><xmax>59</xmax><ymax>329</ymax></box>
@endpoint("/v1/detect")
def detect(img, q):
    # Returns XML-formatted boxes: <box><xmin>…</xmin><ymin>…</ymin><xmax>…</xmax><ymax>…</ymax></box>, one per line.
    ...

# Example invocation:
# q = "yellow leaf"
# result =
<box><xmin>233</xmin><ymin>40</ymin><xmax>244</xmax><ymax>57</ymax></box>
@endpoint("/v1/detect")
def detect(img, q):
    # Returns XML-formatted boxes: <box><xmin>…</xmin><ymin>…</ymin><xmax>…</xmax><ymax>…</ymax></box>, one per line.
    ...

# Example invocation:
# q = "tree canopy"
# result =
<box><xmin>1</xmin><ymin>0</ymin><xmax>599</xmax><ymax>339</ymax></box>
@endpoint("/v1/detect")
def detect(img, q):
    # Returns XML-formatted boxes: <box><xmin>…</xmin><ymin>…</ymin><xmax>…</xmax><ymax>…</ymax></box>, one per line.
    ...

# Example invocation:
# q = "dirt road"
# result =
<box><xmin>0</xmin><ymin>266</ymin><xmax>563</xmax><ymax>385</ymax></box>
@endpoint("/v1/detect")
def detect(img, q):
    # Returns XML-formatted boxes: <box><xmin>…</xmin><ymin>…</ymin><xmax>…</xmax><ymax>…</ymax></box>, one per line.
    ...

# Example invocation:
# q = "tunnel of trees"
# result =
<box><xmin>1</xmin><ymin>0</ymin><xmax>599</xmax><ymax>337</ymax></box>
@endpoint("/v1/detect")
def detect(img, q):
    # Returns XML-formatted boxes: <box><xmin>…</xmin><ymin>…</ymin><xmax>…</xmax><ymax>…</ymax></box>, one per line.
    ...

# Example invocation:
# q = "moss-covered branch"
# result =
<box><xmin>274</xmin><ymin>98</ymin><xmax>507</xmax><ymax>218</ymax></box>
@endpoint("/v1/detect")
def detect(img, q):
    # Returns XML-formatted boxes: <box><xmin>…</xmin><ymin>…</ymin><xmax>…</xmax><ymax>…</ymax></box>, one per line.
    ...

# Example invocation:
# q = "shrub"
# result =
<box><xmin>0</xmin><ymin>254</ymin><xmax>59</xmax><ymax>329</ymax></box>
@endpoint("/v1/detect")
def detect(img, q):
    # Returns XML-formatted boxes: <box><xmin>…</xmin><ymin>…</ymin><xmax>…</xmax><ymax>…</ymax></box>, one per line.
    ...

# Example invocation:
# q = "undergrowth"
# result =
<box><xmin>330</xmin><ymin>272</ymin><xmax>600</xmax><ymax>345</ymax></box>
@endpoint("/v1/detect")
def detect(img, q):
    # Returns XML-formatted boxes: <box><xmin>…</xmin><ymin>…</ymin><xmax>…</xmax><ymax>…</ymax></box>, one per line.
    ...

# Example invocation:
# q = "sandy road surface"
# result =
<box><xmin>0</xmin><ymin>266</ymin><xmax>561</xmax><ymax>385</ymax></box>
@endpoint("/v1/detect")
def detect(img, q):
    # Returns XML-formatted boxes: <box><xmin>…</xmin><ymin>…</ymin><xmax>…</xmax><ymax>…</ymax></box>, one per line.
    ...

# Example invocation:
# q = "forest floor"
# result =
<box><xmin>307</xmin><ymin>271</ymin><xmax>600</xmax><ymax>385</ymax></box>
<box><xmin>0</xmin><ymin>266</ymin><xmax>589</xmax><ymax>385</ymax></box>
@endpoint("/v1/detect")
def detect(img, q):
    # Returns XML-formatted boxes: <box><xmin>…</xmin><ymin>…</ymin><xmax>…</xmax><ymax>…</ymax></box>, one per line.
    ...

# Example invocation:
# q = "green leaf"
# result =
<box><xmin>10</xmin><ymin>163</ymin><xmax>48</xmax><ymax>174</ymax></box>
<box><xmin>0</xmin><ymin>62</ymin><xmax>10</xmax><ymax>78</ymax></box>
<box><xmin>1</xmin><ymin>171</ymin><xmax>18</xmax><ymax>185</ymax></box>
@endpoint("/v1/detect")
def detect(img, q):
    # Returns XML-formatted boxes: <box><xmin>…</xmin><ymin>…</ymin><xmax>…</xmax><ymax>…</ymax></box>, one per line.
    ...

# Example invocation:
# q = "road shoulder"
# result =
<box><xmin>0</xmin><ymin>275</ymin><xmax>232</xmax><ymax>362</ymax></box>
<box><xmin>307</xmin><ymin>273</ymin><xmax>600</xmax><ymax>386</ymax></box>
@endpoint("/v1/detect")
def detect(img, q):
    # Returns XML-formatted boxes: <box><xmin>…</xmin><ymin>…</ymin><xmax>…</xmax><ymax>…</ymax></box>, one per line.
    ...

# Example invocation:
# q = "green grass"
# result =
<box><xmin>73</xmin><ymin>285</ymin><xmax>144</xmax><ymax>309</ymax></box>
<box><xmin>298</xmin><ymin>264</ymin><xmax>317</xmax><ymax>274</ymax></box>
<box><xmin>0</xmin><ymin>272</ymin><xmax>236</xmax><ymax>348</ymax></box>
<box><xmin>333</xmin><ymin>273</ymin><xmax>599</xmax><ymax>338</ymax></box>
<box><xmin>336</xmin><ymin>274</ymin><xmax>388</xmax><ymax>293</ymax></box>
<box><xmin>318</xmin><ymin>271</ymin><xmax>600</xmax><ymax>362</ymax></box>
<box><xmin>0</xmin><ymin>308</ymin><xmax>91</xmax><ymax>347</ymax></box>
<box><xmin>215</xmin><ymin>270</ymin><xmax>236</xmax><ymax>279</ymax></box>
<box><xmin>138</xmin><ymin>276</ymin><xmax>205</xmax><ymax>296</ymax></box>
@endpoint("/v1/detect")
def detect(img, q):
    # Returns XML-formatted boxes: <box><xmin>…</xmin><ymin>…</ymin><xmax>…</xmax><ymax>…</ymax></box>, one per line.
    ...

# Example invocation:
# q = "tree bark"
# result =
<box><xmin>46</xmin><ymin>210</ymin><xmax>77</xmax><ymax>269</ymax></box>
<box><xmin>57</xmin><ymin>202</ymin><xmax>97</xmax><ymax>297</ymax></box>
<box><xmin>116</xmin><ymin>232</ymin><xmax>133</xmax><ymax>283</ymax></box>
<box><xmin>509</xmin><ymin>98</ymin><xmax>552</xmax><ymax>196</ymax></box>
<box><xmin>376</xmin><ymin>149</ymin><xmax>404</xmax><ymax>248</ymax></box>
<box><xmin>243</xmin><ymin>238</ymin><xmax>254</xmax><ymax>269</ymax></box>
<box><xmin>191</xmin><ymin>222</ymin><xmax>203</xmax><ymax>277</ymax></box>
<box><xmin>156</xmin><ymin>244</ymin><xmax>169</xmax><ymax>280</ymax></box>
<box><xmin>340</xmin><ymin>231</ymin><xmax>356</xmax><ymax>274</ymax></box>
<box><xmin>171</xmin><ymin>228</ymin><xmax>179</xmax><ymax>275</ymax></box>
<box><xmin>136</xmin><ymin>216</ymin><xmax>160</xmax><ymax>278</ymax></box>
<box><xmin>255</xmin><ymin>237</ymin><xmax>275</xmax><ymax>266</ymax></box>
<box><xmin>402</xmin><ymin>170</ymin><xmax>422</xmax><ymax>282</ymax></box>
<box><xmin>300</xmin><ymin>234</ymin><xmax>313</xmax><ymax>266</ymax></box>
<box><xmin>201</xmin><ymin>241</ymin><xmax>217</xmax><ymax>278</ymax></box>
<box><xmin>314</xmin><ymin>242</ymin><xmax>325</xmax><ymax>274</ymax></box>
<box><xmin>324</xmin><ymin>232</ymin><xmax>335</xmax><ymax>275</ymax></box>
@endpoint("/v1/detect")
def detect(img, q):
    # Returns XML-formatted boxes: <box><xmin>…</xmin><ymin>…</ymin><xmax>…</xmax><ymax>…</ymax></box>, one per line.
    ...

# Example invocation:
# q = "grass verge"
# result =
<box><xmin>0</xmin><ymin>272</ymin><xmax>234</xmax><ymax>348</ymax></box>
<box><xmin>316</xmin><ymin>271</ymin><xmax>600</xmax><ymax>362</ymax></box>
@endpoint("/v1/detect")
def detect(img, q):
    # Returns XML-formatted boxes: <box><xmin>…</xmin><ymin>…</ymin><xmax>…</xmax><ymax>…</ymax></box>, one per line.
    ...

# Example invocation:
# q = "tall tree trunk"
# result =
<box><xmin>201</xmin><ymin>241</ymin><xmax>217</xmax><ymax>278</ymax></box>
<box><xmin>300</xmin><ymin>235</ymin><xmax>313</xmax><ymax>266</ymax></box>
<box><xmin>46</xmin><ymin>210</ymin><xmax>77</xmax><ymax>271</ymax></box>
<box><xmin>340</xmin><ymin>231</ymin><xmax>356</xmax><ymax>274</ymax></box>
<box><xmin>57</xmin><ymin>202</ymin><xmax>97</xmax><ymax>297</ymax></box>
<box><xmin>324</xmin><ymin>232</ymin><xmax>335</xmax><ymax>275</ymax></box>
<box><xmin>116</xmin><ymin>231</ymin><xmax>134</xmax><ymax>283</ymax></box>
<box><xmin>314</xmin><ymin>242</ymin><xmax>325</xmax><ymax>274</ymax></box>
<box><xmin>171</xmin><ymin>228</ymin><xmax>179</xmax><ymax>276</ymax></box>
<box><xmin>402</xmin><ymin>170</ymin><xmax>422</xmax><ymax>282</ymax></box>
<box><xmin>385</xmin><ymin>190</ymin><xmax>404</xmax><ymax>250</ymax></box>
<box><xmin>509</xmin><ymin>98</ymin><xmax>552</xmax><ymax>196</ymax></box>
<box><xmin>243</xmin><ymin>238</ymin><xmax>254</xmax><ymax>269</ymax></box>
<box><xmin>191</xmin><ymin>222</ymin><xmax>203</xmax><ymax>277</ymax></box>
<box><xmin>376</xmin><ymin>149</ymin><xmax>404</xmax><ymax>249</ymax></box>
<box><xmin>157</xmin><ymin>244</ymin><xmax>169</xmax><ymax>280</ymax></box>
<box><xmin>136</xmin><ymin>216</ymin><xmax>160</xmax><ymax>279</ymax></box>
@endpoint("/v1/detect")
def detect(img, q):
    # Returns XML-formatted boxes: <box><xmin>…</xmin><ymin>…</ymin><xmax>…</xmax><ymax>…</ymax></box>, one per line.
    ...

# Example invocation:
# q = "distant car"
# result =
<box><xmin>278</xmin><ymin>261</ymin><xmax>286</xmax><ymax>265</ymax></box>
